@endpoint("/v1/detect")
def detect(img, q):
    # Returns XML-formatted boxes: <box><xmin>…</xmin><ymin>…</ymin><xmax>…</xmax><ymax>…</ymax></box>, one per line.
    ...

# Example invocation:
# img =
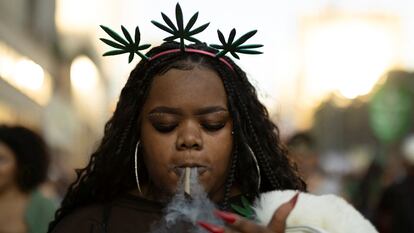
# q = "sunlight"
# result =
<box><xmin>13</xmin><ymin>59</ymin><xmax>44</xmax><ymax>91</ymax></box>
<box><xmin>302</xmin><ymin>15</ymin><xmax>399</xmax><ymax>101</ymax></box>
<box><xmin>70</xmin><ymin>56</ymin><xmax>99</xmax><ymax>92</ymax></box>
<box><xmin>0</xmin><ymin>42</ymin><xmax>52</xmax><ymax>105</ymax></box>
<box><xmin>55</xmin><ymin>0</ymin><xmax>99</xmax><ymax>34</ymax></box>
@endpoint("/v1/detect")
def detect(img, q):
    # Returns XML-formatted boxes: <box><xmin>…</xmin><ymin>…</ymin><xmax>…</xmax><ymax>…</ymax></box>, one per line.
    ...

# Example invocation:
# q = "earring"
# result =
<box><xmin>246</xmin><ymin>144</ymin><xmax>261</xmax><ymax>191</ymax></box>
<box><xmin>134</xmin><ymin>140</ymin><xmax>142</xmax><ymax>193</ymax></box>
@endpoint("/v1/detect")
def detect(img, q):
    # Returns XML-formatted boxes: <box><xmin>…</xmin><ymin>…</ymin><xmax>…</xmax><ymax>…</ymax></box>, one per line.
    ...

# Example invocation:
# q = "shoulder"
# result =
<box><xmin>26</xmin><ymin>191</ymin><xmax>58</xmax><ymax>233</ymax></box>
<box><xmin>51</xmin><ymin>204</ymin><xmax>105</xmax><ymax>233</ymax></box>
<box><xmin>27</xmin><ymin>191</ymin><xmax>57</xmax><ymax>213</ymax></box>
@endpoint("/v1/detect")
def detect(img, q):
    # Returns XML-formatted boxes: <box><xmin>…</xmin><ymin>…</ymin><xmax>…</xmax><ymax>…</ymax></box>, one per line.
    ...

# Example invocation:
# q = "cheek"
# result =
<box><xmin>142</xmin><ymin>145</ymin><xmax>170</xmax><ymax>175</ymax></box>
<box><xmin>141</xmin><ymin>130</ymin><xmax>178</xmax><ymax>191</ymax></box>
<box><xmin>142</xmin><ymin>148</ymin><xmax>177</xmax><ymax>193</ymax></box>
<box><xmin>140</xmin><ymin>122</ymin><xmax>171</xmax><ymax>168</ymax></box>
<box><xmin>211</xmin><ymin>124</ymin><xmax>233</xmax><ymax>165</ymax></box>
<box><xmin>203</xmin><ymin>133</ymin><xmax>233</xmax><ymax>185</ymax></box>
<box><xmin>0</xmin><ymin>159</ymin><xmax>17</xmax><ymax>185</ymax></box>
<box><xmin>210</xmin><ymin>138</ymin><xmax>232</xmax><ymax>168</ymax></box>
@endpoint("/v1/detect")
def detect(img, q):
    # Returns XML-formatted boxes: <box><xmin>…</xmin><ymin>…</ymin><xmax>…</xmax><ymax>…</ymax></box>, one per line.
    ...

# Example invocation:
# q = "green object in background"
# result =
<box><xmin>369</xmin><ymin>85</ymin><xmax>413</xmax><ymax>144</ymax></box>
<box><xmin>231</xmin><ymin>196</ymin><xmax>255</xmax><ymax>219</ymax></box>
<box><xmin>25</xmin><ymin>190</ymin><xmax>58</xmax><ymax>233</ymax></box>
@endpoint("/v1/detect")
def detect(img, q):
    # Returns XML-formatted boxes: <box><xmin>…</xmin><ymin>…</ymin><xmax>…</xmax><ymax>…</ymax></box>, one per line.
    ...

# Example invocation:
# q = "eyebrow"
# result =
<box><xmin>148</xmin><ymin>106</ymin><xmax>228</xmax><ymax>116</ymax></box>
<box><xmin>195</xmin><ymin>106</ymin><xmax>228</xmax><ymax>115</ymax></box>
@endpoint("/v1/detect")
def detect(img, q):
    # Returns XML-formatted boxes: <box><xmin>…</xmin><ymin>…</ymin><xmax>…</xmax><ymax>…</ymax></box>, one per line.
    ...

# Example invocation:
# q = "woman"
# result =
<box><xmin>49</xmin><ymin>40</ymin><xmax>306</xmax><ymax>233</ymax></box>
<box><xmin>0</xmin><ymin>125</ymin><xmax>56</xmax><ymax>233</ymax></box>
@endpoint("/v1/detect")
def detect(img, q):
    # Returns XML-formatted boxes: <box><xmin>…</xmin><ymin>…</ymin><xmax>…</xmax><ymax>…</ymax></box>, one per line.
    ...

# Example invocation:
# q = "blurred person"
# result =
<box><xmin>287</xmin><ymin>132</ymin><xmax>339</xmax><ymax>194</ymax></box>
<box><xmin>0</xmin><ymin>125</ymin><xmax>57</xmax><ymax>233</ymax></box>
<box><xmin>375</xmin><ymin>135</ymin><xmax>414</xmax><ymax>233</ymax></box>
<box><xmin>287</xmin><ymin>133</ymin><xmax>318</xmax><ymax>180</ymax></box>
<box><xmin>352</xmin><ymin>146</ymin><xmax>404</xmax><ymax>221</ymax></box>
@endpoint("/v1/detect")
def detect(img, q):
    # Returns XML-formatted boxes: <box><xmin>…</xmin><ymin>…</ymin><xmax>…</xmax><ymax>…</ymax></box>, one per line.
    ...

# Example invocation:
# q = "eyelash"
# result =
<box><xmin>153</xmin><ymin>124</ymin><xmax>177</xmax><ymax>133</ymax></box>
<box><xmin>153</xmin><ymin>123</ymin><xmax>226</xmax><ymax>133</ymax></box>
<box><xmin>202</xmin><ymin>123</ymin><xmax>225</xmax><ymax>131</ymax></box>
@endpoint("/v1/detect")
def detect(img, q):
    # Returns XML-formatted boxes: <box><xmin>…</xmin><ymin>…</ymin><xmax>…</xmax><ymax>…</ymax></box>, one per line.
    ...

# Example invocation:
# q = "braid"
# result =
<box><xmin>216</xmin><ymin>61</ymin><xmax>280</xmax><ymax>190</ymax></box>
<box><xmin>220</xmin><ymin>143</ymin><xmax>238</xmax><ymax>211</ymax></box>
<box><xmin>235</xmin><ymin>64</ymin><xmax>304</xmax><ymax>190</ymax></box>
<box><xmin>115</xmin><ymin>110</ymin><xmax>136</xmax><ymax>155</ymax></box>
<box><xmin>231</xmin><ymin>78</ymin><xmax>280</xmax><ymax>189</ymax></box>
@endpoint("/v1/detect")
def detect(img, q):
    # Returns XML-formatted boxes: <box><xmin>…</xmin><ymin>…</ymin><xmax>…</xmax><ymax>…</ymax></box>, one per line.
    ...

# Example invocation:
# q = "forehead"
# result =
<box><xmin>144</xmin><ymin>68</ymin><xmax>227</xmax><ymax>110</ymax></box>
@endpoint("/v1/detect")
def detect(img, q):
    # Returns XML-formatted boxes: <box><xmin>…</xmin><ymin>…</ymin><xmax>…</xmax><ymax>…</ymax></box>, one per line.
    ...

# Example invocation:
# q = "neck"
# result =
<box><xmin>0</xmin><ymin>184</ymin><xmax>27</xmax><ymax>202</ymax></box>
<box><xmin>209</xmin><ymin>185</ymin><xmax>241</xmax><ymax>204</ymax></box>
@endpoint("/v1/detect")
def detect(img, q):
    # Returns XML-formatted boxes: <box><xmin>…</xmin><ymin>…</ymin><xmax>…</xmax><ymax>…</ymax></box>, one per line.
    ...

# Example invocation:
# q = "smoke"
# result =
<box><xmin>149</xmin><ymin>167</ymin><xmax>224</xmax><ymax>233</ymax></box>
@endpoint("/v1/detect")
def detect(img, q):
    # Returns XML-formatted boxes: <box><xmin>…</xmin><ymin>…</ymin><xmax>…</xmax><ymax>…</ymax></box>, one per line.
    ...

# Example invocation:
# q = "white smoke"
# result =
<box><xmin>149</xmin><ymin>167</ymin><xmax>224</xmax><ymax>233</ymax></box>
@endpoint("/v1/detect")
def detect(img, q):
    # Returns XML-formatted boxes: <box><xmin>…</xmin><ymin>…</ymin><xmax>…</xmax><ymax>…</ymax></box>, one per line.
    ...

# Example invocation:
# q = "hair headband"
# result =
<box><xmin>99</xmin><ymin>3</ymin><xmax>263</xmax><ymax>69</ymax></box>
<box><xmin>148</xmin><ymin>48</ymin><xmax>235</xmax><ymax>71</ymax></box>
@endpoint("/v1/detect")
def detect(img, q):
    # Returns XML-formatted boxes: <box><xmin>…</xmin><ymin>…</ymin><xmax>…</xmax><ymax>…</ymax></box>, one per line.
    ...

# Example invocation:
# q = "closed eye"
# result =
<box><xmin>202</xmin><ymin>123</ymin><xmax>226</xmax><ymax>132</ymax></box>
<box><xmin>152</xmin><ymin>123</ymin><xmax>177</xmax><ymax>133</ymax></box>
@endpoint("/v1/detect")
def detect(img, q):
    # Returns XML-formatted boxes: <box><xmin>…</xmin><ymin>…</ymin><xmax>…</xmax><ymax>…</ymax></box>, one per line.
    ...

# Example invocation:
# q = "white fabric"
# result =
<box><xmin>253</xmin><ymin>190</ymin><xmax>378</xmax><ymax>233</ymax></box>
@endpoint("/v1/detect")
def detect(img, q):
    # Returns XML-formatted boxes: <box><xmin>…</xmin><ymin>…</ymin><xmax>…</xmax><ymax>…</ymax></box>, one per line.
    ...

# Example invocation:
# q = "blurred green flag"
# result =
<box><xmin>369</xmin><ymin>85</ymin><xmax>413</xmax><ymax>144</ymax></box>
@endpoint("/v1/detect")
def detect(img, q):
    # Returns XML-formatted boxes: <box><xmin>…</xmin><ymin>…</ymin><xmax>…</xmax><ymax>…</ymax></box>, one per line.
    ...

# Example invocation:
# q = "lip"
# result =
<box><xmin>172</xmin><ymin>164</ymin><xmax>209</xmax><ymax>177</ymax></box>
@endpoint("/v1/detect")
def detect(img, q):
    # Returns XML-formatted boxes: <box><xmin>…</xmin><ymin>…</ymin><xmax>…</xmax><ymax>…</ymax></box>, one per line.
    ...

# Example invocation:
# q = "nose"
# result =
<box><xmin>176</xmin><ymin>121</ymin><xmax>203</xmax><ymax>151</ymax></box>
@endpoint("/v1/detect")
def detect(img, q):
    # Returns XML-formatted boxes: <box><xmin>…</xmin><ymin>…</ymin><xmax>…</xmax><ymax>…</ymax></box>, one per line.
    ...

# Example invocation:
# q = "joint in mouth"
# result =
<box><xmin>184</xmin><ymin>167</ymin><xmax>191</xmax><ymax>196</ymax></box>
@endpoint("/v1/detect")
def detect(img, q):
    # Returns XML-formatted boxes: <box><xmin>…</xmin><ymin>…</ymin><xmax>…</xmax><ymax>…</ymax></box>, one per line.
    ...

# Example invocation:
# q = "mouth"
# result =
<box><xmin>172</xmin><ymin>164</ymin><xmax>209</xmax><ymax>177</ymax></box>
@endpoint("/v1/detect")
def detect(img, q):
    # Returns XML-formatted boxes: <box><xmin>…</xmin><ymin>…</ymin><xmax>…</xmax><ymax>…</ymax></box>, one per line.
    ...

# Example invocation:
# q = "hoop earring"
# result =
<box><xmin>134</xmin><ymin>141</ymin><xmax>142</xmax><ymax>193</ymax></box>
<box><xmin>247</xmin><ymin>144</ymin><xmax>261</xmax><ymax>191</ymax></box>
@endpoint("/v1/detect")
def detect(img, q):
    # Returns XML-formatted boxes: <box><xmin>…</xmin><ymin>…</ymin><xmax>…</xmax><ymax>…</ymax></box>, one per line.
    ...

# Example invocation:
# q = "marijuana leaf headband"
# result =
<box><xmin>100</xmin><ymin>3</ymin><xmax>263</xmax><ymax>70</ymax></box>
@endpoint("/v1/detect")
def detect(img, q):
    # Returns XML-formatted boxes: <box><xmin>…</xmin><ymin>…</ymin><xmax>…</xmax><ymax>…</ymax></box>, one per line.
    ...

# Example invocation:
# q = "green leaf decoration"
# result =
<box><xmin>101</xmin><ymin>38</ymin><xmax>125</xmax><ymax>49</ymax></box>
<box><xmin>134</xmin><ymin>27</ymin><xmax>141</xmax><ymax>46</ymax></box>
<box><xmin>210</xmin><ymin>29</ymin><xmax>263</xmax><ymax>59</ymax></box>
<box><xmin>103</xmin><ymin>50</ymin><xmax>128</xmax><ymax>56</ymax></box>
<box><xmin>162</xmin><ymin>13</ymin><xmax>177</xmax><ymax>32</ymax></box>
<box><xmin>237</xmin><ymin>44</ymin><xmax>263</xmax><ymax>49</ymax></box>
<box><xmin>230</xmin><ymin>196</ymin><xmax>255</xmax><ymax>219</ymax></box>
<box><xmin>100</xmin><ymin>25</ymin><xmax>151</xmax><ymax>63</ymax></box>
<box><xmin>100</xmin><ymin>25</ymin><xmax>128</xmax><ymax>46</ymax></box>
<box><xmin>121</xmin><ymin>25</ymin><xmax>133</xmax><ymax>44</ymax></box>
<box><xmin>100</xmin><ymin>5</ymin><xmax>264</xmax><ymax>64</ymax></box>
<box><xmin>241</xmin><ymin>196</ymin><xmax>254</xmax><ymax>213</ymax></box>
<box><xmin>151</xmin><ymin>3</ymin><xmax>210</xmax><ymax>51</ymax></box>
<box><xmin>185</xmin><ymin>12</ymin><xmax>198</xmax><ymax>31</ymax></box>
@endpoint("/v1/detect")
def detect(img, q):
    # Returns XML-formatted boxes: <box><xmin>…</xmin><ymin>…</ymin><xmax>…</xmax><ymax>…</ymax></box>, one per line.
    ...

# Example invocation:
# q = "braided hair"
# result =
<box><xmin>48</xmin><ymin>42</ymin><xmax>305</xmax><ymax>231</ymax></box>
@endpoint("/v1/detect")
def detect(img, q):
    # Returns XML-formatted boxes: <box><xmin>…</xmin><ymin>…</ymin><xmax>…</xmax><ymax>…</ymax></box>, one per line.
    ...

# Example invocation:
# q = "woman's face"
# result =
<box><xmin>140</xmin><ymin>66</ymin><xmax>233</xmax><ymax>201</ymax></box>
<box><xmin>0</xmin><ymin>142</ymin><xmax>17</xmax><ymax>192</ymax></box>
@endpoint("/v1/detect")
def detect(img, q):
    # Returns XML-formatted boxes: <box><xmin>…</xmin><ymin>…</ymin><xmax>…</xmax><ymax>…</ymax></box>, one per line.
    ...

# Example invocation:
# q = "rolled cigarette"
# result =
<box><xmin>184</xmin><ymin>167</ymin><xmax>191</xmax><ymax>196</ymax></box>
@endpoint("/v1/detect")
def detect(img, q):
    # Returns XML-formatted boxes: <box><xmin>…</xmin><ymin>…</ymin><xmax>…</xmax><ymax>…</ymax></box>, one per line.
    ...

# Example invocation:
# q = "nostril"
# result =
<box><xmin>178</xmin><ymin>142</ymin><xmax>202</xmax><ymax>150</ymax></box>
<box><xmin>176</xmin><ymin>134</ymin><xmax>203</xmax><ymax>150</ymax></box>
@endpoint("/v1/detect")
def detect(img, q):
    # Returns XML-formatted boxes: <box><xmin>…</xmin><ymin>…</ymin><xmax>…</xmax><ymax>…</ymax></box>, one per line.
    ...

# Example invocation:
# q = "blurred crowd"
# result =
<box><xmin>286</xmin><ymin>131</ymin><xmax>414</xmax><ymax>233</ymax></box>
